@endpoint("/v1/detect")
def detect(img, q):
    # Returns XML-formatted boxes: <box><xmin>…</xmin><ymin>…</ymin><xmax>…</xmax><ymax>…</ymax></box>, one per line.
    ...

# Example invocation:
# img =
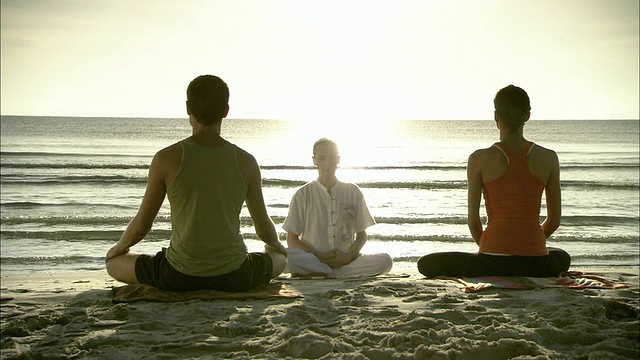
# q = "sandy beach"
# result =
<box><xmin>1</xmin><ymin>267</ymin><xmax>638</xmax><ymax>359</ymax></box>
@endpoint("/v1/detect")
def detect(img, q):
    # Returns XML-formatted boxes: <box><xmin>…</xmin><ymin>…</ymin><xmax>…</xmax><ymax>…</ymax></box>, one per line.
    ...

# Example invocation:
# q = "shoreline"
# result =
<box><xmin>1</xmin><ymin>261</ymin><xmax>637</xmax><ymax>276</ymax></box>
<box><xmin>1</xmin><ymin>267</ymin><xmax>638</xmax><ymax>359</ymax></box>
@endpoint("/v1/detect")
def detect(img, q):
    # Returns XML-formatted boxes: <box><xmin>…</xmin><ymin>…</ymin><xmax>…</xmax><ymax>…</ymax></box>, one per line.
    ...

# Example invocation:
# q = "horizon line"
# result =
<box><xmin>1</xmin><ymin>114</ymin><xmax>638</xmax><ymax>122</ymax></box>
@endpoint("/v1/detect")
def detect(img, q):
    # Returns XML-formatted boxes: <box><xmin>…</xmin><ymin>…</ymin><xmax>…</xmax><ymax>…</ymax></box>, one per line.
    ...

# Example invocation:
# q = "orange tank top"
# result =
<box><xmin>479</xmin><ymin>141</ymin><xmax>548</xmax><ymax>256</ymax></box>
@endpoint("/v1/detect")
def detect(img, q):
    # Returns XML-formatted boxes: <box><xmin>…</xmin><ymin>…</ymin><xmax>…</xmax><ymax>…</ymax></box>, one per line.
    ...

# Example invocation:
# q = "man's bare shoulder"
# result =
<box><xmin>155</xmin><ymin>142</ymin><xmax>182</xmax><ymax>161</ymax></box>
<box><xmin>158</xmin><ymin>141</ymin><xmax>181</xmax><ymax>153</ymax></box>
<box><xmin>232</xmin><ymin>145</ymin><xmax>261</xmax><ymax>183</ymax></box>
<box><xmin>233</xmin><ymin>145</ymin><xmax>258</xmax><ymax>166</ymax></box>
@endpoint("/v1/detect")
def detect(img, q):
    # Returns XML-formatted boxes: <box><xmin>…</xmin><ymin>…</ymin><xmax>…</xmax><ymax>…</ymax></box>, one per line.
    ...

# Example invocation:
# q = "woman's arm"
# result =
<box><xmin>467</xmin><ymin>151</ymin><xmax>484</xmax><ymax>245</ymax></box>
<box><xmin>542</xmin><ymin>150</ymin><xmax>561</xmax><ymax>238</ymax></box>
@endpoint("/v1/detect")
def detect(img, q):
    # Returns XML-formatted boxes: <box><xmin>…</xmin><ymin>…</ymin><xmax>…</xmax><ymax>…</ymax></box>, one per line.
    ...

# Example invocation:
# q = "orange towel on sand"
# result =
<box><xmin>436</xmin><ymin>271</ymin><xmax>629</xmax><ymax>293</ymax></box>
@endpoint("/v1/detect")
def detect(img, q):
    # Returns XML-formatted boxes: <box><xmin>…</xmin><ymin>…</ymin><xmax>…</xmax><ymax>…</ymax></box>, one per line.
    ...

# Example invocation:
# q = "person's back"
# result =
<box><xmin>475</xmin><ymin>141</ymin><xmax>549</xmax><ymax>256</ymax></box>
<box><xmin>105</xmin><ymin>75</ymin><xmax>287</xmax><ymax>291</ymax></box>
<box><xmin>418</xmin><ymin>85</ymin><xmax>570</xmax><ymax>278</ymax></box>
<box><xmin>164</xmin><ymin>138</ymin><xmax>247</xmax><ymax>276</ymax></box>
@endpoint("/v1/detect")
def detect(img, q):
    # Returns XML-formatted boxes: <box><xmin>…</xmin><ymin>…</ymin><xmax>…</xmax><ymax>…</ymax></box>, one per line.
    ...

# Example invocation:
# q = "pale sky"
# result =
<box><xmin>1</xmin><ymin>0</ymin><xmax>638</xmax><ymax>122</ymax></box>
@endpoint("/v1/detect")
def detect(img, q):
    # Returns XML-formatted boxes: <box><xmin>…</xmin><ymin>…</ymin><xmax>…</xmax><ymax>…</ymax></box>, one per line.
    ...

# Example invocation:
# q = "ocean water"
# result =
<box><xmin>1</xmin><ymin>116</ymin><xmax>638</xmax><ymax>273</ymax></box>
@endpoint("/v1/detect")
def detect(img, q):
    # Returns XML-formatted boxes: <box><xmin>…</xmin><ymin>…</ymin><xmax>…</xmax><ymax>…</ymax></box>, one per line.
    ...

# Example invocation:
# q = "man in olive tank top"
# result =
<box><xmin>106</xmin><ymin>75</ymin><xmax>287</xmax><ymax>292</ymax></box>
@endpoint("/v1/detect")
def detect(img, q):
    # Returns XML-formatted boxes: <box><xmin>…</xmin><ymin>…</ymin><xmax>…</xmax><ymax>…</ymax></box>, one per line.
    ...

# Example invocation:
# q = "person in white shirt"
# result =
<box><xmin>282</xmin><ymin>138</ymin><xmax>393</xmax><ymax>278</ymax></box>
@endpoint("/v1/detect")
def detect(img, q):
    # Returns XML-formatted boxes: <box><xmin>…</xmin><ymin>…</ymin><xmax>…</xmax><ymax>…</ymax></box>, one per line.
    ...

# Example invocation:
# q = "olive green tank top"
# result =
<box><xmin>165</xmin><ymin>139</ymin><xmax>247</xmax><ymax>276</ymax></box>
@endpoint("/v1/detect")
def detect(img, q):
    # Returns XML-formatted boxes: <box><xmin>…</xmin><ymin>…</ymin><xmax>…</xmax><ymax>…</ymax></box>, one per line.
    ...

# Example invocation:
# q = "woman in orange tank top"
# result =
<box><xmin>418</xmin><ymin>85</ymin><xmax>570</xmax><ymax>277</ymax></box>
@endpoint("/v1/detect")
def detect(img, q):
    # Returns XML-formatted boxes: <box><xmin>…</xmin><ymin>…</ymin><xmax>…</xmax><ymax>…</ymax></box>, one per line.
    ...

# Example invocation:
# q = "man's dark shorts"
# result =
<box><xmin>135</xmin><ymin>248</ymin><xmax>273</xmax><ymax>292</ymax></box>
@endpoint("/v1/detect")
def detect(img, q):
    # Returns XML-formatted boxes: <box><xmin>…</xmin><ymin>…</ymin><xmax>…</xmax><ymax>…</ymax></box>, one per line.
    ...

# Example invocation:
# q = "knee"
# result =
<box><xmin>105</xmin><ymin>255</ymin><xmax>139</xmax><ymax>284</ymax></box>
<box><xmin>549</xmin><ymin>248</ymin><xmax>571</xmax><ymax>274</ymax></box>
<box><xmin>417</xmin><ymin>255</ymin><xmax>428</xmax><ymax>274</ymax></box>
<box><xmin>106</xmin><ymin>260</ymin><xmax>129</xmax><ymax>284</ymax></box>
<box><xmin>560</xmin><ymin>250</ymin><xmax>571</xmax><ymax>268</ymax></box>
<box><xmin>365</xmin><ymin>253</ymin><xmax>394</xmax><ymax>275</ymax></box>
<box><xmin>417</xmin><ymin>255</ymin><xmax>436</xmax><ymax>278</ymax></box>
<box><xmin>105</xmin><ymin>258</ymin><xmax>118</xmax><ymax>279</ymax></box>
<box><xmin>106</xmin><ymin>257</ymin><xmax>127</xmax><ymax>282</ymax></box>
<box><xmin>381</xmin><ymin>253</ymin><xmax>393</xmax><ymax>273</ymax></box>
<box><xmin>269</xmin><ymin>252</ymin><xmax>287</xmax><ymax>278</ymax></box>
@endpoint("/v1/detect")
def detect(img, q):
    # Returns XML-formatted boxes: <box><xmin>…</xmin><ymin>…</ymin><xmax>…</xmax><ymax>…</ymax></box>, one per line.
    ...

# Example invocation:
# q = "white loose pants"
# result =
<box><xmin>286</xmin><ymin>247</ymin><xmax>393</xmax><ymax>278</ymax></box>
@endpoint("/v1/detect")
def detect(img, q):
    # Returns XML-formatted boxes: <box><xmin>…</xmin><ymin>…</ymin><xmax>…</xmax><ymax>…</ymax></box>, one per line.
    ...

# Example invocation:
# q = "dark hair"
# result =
<box><xmin>313</xmin><ymin>138</ymin><xmax>339</xmax><ymax>156</ymax></box>
<box><xmin>186</xmin><ymin>75</ymin><xmax>229</xmax><ymax>125</ymax></box>
<box><xmin>493</xmin><ymin>85</ymin><xmax>531</xmax><ymax>131</ymax></box>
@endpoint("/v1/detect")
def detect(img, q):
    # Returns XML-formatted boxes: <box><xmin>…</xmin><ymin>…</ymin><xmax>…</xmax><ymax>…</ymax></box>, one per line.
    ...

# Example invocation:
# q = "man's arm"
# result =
<box><xmin>287</xmin><ymin>231</ymin><xmax>335</xmax><ymax>260</ymax></box>
<box><xmin>348</xmin><ymin>230</ymin><xmax>367</xmax><ymax>260</ymax></box>
<box><xmin>241</xmin><ymin>152</ymin><xmax>287</xmax><ymax>256</ymax></box>
<box><xmin>283</xmin><ymin>187</ymin><xmax>336</xmax><ymax>260</ymax></box>
<box><xmin>322</xmin><ymin>230</ymin><xmax>368</xmax><ymax>268</ymax></box>
<box><xmin>286</xmin><ymin>231</ymin><xmax>313</xmax><ymax>252</ymax></box>
<box><xmin>106</xmin><ymin>151</ymin><xmax>167</xmax><ymax>261</ymax></box>
<box><xmin>467</xmin><ymin>151</ymin><xmax>484</xmax><ymax>245</ymax></box>
<box><xmin>541</xmin><ymin>150</ymin><xmax>561</xmax><ymax>238</ymax></box>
